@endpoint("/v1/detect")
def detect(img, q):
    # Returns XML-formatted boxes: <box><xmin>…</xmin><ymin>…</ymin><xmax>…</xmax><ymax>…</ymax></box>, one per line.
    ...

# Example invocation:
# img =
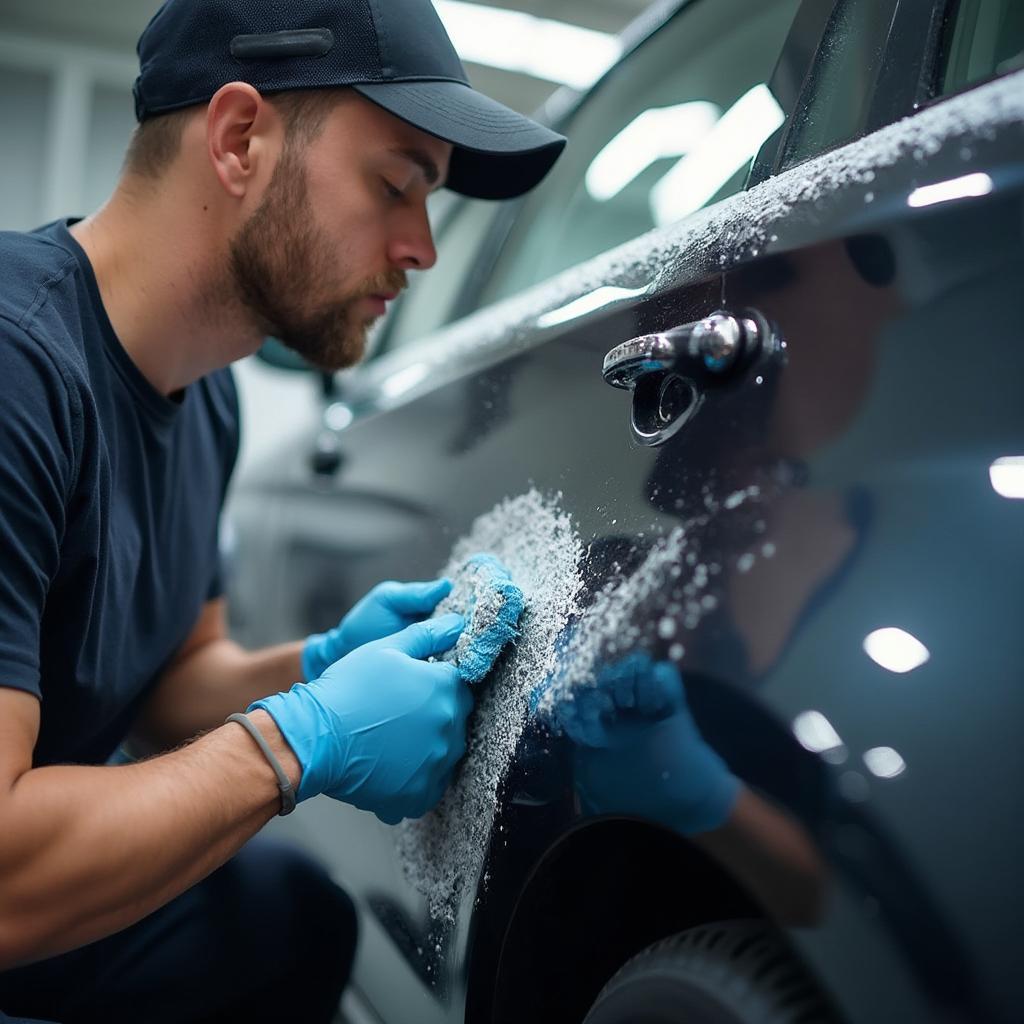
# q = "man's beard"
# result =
<box><xmin>229</xmin><ymin>148</ymin><xmax>405</xmax><ymax>373</ymax></box>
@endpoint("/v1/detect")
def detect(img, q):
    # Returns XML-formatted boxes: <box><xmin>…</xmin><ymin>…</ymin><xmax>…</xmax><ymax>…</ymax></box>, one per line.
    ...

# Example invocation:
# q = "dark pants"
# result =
<box><xmin>0</xmin><ymin>837</ymin><xmax>357</xmax><ymax>1024</ymax></box>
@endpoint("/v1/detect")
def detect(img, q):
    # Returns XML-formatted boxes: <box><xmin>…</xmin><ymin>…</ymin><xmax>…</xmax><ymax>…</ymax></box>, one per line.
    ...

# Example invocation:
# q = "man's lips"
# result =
<box><xmin>361</xmin><ymin>293</ymin><xmax>399</xmax><ymax>316</ymax></box>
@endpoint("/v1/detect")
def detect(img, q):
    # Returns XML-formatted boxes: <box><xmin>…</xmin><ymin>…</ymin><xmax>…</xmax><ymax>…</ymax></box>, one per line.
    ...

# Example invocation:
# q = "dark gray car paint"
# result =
<box><xmin>228</xmin><ymin>6</ymin><xmax>1024</xmax><ymax>1023</ymax></box>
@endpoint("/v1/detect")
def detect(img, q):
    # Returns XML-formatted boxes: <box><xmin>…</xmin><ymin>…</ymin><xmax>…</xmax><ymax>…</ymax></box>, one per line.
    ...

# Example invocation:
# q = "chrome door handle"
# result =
<box><xmin>602</xmin><ymin>311</ymin><xmax>762</xmax><ymax>389</ymax></box>
<box><xmin>602</xmin><ymin>310</ymin><xmax>773</xmax><ymax>446</ymax></box>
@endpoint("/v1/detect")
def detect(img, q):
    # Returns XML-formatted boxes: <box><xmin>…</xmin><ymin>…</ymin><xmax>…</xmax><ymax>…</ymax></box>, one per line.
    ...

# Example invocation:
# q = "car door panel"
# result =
<box><xmin>229</xmin><ymin>6</ymin><xmax>1024</xmax><ymax>1020</ymax></box>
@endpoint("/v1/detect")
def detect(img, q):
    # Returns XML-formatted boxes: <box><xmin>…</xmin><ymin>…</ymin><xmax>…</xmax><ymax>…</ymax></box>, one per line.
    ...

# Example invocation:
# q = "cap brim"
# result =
<box><xmin>353</xmin><ymin>80</ymin><xmax>566</xmax><ymax>200</ymax></box>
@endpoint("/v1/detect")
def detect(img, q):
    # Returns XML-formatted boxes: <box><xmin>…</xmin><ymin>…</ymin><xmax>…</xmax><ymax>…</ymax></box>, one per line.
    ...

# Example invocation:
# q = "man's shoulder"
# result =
<box><xmin>0</xmin><ymin>226</ymin><xmax>79</xmax><ymax>330</ymax></box>
<box><xmin>0</xmin><ymin>226</ymin><xmax>91</xmax><ymax>404</ymax></box>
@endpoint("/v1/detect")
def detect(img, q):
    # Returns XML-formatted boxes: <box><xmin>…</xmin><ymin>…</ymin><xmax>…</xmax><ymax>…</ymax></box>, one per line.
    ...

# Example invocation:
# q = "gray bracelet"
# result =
<box><xmin>225</xmin><ymin>712</ymin><xmax>297</xmax><ymax>816</ymax></box>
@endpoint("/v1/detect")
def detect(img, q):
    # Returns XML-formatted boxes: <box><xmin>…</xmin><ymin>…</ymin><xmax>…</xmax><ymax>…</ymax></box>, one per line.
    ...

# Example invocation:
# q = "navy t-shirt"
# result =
<box><xmin>0</xmin><ymin>220</ymin><xmax>239</xmax><ymax>767</ymax></box>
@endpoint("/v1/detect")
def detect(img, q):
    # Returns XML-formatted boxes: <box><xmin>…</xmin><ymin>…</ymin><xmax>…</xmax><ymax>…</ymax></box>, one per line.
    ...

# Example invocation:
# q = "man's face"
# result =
<box><xmin>229</xmin><ymin>94</ymin><xmax>452</xmax><ymax>372</ymax></box>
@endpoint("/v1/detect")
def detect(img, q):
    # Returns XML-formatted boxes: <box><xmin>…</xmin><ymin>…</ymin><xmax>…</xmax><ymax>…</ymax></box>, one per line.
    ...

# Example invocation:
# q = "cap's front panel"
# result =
<box><xmin>371</xmin><ymin>0</ymin><xmax>468</xmax><ymax>83</ymax></box>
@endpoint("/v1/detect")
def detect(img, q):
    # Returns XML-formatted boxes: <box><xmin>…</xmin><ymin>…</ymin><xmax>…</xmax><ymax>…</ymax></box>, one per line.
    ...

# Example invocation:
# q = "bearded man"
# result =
<box><xmin>0</xmin><ymin>1</ymin><xmax>564</xmax><ymax>1021</ymax></box>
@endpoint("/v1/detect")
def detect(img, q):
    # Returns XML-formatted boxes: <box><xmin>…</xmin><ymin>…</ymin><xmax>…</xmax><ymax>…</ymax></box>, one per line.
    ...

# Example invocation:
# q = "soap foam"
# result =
<box><xmin>395</xmin><ymin>490</ymin><xmax>583</xmax><ymax>922</ymax></box>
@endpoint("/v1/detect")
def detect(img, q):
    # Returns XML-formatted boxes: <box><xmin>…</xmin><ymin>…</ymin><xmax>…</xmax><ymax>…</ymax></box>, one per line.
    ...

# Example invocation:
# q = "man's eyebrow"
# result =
<box><xmin>389</xmin><ymin>146</ymin><xmax>445</xmax><ymax>188</ymax></box>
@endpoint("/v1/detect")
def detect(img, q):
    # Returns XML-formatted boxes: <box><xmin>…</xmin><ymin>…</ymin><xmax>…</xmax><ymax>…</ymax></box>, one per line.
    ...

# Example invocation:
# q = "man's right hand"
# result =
<box><xmin>250</xmin><ymin>613</ymin><xmax>472</xmax><ymax>824</ymax></box>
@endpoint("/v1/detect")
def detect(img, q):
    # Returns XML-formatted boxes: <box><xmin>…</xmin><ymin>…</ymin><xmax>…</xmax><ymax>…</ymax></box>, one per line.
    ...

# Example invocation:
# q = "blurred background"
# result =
<box><xmin>0</xmin><ymin>0</ymin><xmax>649</xmax><ymax>470</ymax></box>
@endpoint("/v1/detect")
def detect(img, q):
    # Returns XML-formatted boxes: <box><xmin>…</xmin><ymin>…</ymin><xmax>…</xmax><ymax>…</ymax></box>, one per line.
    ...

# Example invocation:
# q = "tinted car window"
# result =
<box><xmin>941</xmin><ymin>0</ymin><xmax>1024</xmax><ymax>94</ymax></box>
<box><xmin>477</xmin><ymin>0</ymin><xmax>801</xmax><ymax>308</ymax></box>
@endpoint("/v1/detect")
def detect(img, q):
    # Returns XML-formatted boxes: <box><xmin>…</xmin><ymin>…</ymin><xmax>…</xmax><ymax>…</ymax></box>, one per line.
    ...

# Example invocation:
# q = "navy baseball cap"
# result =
<box><xmin>133</xmin><ymin>0</ymin><xmax>567</xmax><ymax>200</ymax></box>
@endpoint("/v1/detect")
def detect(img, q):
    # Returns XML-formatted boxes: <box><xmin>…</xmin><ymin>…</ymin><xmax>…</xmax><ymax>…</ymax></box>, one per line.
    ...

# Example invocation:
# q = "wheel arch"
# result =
<box><xmin>480</xmin><ymin>817</ymin><xmax>763</xmax><ymax>1024</ymax></box>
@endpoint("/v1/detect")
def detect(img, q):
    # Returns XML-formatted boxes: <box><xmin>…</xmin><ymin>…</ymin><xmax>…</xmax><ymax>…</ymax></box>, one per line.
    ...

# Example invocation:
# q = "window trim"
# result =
<box><xmin>747</xmin><ymin>0</ymin><xmax>841</xmax><ymax>188</ymax></box>
<box><xmin>773</xmin><ymin>0</ymin><xmax>901</xmax><ymax>175</ymax></box>
<box><xmin>863</xmin><ymin>0</ymin><xmax>952</xmax><ymax>129</ymax></box>
<box><xmin>772</xmin><ymin>0</ymin><xmax>963</xmax><ymax>178</ymax></box>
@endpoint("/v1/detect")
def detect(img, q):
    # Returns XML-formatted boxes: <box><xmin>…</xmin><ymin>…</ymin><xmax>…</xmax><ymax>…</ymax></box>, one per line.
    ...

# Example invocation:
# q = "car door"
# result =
<box><xmin>230</xmin><ymin>0</ymin><xmax>1024</xmax><ymax>1021</ymax></box>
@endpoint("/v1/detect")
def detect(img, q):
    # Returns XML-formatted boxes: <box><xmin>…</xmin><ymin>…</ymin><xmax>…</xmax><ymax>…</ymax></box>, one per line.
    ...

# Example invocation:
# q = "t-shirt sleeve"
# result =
<box><xmin>0</xmin><ymin>319</ymin><xmax>75</xmax><ymax>697</ymax></box>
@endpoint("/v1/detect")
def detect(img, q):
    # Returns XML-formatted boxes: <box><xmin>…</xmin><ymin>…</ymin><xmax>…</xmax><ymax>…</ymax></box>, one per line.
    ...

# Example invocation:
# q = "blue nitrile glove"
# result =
<box><xmin>553</xmin><ymin>653</ymin><xmax>740</xmax><ymax>834</ymax></box>
<box><xmin>302</xmin><ymin>577</ymin><xmax>453</xmax><ymax>681</ymax></box>
<box><xmin>553</xmin><ymin>652</ymin><xmax>681</xmax><ymax>747</ymax></box>
<box><xmin>251</xmin><ymin>613</ymin><xmax>472</xmax><ymax>824</ymax></box>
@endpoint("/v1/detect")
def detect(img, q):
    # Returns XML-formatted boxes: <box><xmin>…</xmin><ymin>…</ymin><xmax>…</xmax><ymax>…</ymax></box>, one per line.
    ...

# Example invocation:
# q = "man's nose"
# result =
<box><xmin>388</xmin><ymin>207</ymin><xmax>438</xmax><ymax>271</ymax></box>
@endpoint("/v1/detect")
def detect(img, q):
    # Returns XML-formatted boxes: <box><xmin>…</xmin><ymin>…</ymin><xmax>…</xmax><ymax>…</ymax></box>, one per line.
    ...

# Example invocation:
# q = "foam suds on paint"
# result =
<box><xmin>396</xmin><ymin>477</ymin><xmax>774</xmax><ymax>921</ymax></box>
<box><xmin>539</xmin><ymin>527</ymin><xmax>689</xmax><ymax>712</ymax></box>
<box><xmin>395</xmin><ymin>490</ymin><xmax>583</xmax><ymax>922</ymax></box>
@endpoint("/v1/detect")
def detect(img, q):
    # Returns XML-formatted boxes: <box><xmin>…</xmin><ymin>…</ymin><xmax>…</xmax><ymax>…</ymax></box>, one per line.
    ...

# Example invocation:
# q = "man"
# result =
<box><xmin>0</xmin><ymin>0</ymin><xmax>565</xmax><ymax>1020</ymax></box>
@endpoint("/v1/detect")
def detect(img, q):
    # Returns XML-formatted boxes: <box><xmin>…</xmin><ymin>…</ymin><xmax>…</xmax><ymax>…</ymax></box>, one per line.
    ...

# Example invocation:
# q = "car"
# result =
<box><xmin>226</xmin><ymin>0</ymin><xmax>1024</xmax><ymax>1021</ymax></box>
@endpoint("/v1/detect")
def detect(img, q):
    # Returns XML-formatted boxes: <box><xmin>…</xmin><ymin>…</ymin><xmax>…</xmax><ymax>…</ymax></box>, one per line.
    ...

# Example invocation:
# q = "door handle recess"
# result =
<box><xmin>602</xmin><ymin>311</ymin><xmax>763</xmax><ymax>389</ymax></box>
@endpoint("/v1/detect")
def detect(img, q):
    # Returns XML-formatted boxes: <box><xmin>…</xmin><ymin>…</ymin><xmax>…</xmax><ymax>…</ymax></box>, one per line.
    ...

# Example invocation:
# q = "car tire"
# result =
<box><xmin>581</xmin><ymin>921</ymin><xmax>838</xmax><ymax>1024</ymax></box>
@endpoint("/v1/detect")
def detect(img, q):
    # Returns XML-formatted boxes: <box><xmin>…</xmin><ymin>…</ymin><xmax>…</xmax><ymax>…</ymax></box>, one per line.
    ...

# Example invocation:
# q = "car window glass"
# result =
<box><xmin>780</xmin><ymin>0</ymin><xmax>891</xmax><ymax>169</ymax></box>
<box><xmin>941</xmin><ymin>0</ymin><xmax>1024</xmax><ymax>94</ymax></box>
<box><xmin>476</xmin><ymin>0</ymin><xmax>801</xmax><ymax>309</ymax></box>
<box><xmin>380</xmin><ymin>195</ymin><xmax>499</xmax><ymax>353</ymax></box>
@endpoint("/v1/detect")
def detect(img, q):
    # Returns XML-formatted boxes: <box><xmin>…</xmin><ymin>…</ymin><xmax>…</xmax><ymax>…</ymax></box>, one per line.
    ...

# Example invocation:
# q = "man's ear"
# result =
<box><xmin>206</xmin><ymin>82</ymin><xmax>280</xmax><ymax>198</ymax></box>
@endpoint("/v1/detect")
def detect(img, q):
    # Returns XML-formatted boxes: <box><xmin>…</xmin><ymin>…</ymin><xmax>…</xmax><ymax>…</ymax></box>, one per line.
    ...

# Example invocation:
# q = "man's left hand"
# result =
<box><xmin>302</xmin><ymin>578</ymin><xmax>453</xmax><ymax>681</ymax></box>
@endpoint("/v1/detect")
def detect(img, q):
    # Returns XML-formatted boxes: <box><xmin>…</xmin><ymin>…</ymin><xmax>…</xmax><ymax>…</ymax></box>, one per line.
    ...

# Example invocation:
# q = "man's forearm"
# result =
<box><xmin>0</xmin><ymin>710</ymin><xmax>299</xmax><ymax>969</ymax></box>
<box><xmin>134</xmin><ymin>638</ymin><xmax>304</xmax><ymax>752</ymax></box>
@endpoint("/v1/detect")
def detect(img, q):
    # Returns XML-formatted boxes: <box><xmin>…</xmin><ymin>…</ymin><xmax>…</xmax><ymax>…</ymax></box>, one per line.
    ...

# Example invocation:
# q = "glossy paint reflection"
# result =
<box><xmin>542</xmin><ymin>652</ymin><xmax>827</xmax><ymax>926</ymax></box>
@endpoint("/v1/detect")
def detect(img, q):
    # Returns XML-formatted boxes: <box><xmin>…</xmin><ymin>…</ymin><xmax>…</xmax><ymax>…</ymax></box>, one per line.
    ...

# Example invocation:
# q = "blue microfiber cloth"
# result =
<box><xmin>433</xmin><ymin>554</ymin><xmax>525</xmax><ymax>684</ymax></box>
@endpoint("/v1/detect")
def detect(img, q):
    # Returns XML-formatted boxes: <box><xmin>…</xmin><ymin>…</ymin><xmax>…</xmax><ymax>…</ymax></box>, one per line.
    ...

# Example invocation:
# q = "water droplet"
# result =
<box><xmin>669</xmin><ymin>643</ymin><xmax>685</xmax><ymax>660</ymax></box>
<box><xmin>755</xmin><ymin>375</ymin><xmax>764</xmax><ymax>385</ymax></box>
<box><xmin>658</xmin><ymin>616</ymin><xmax>677</xmax><ymax>639</ymax></box>
<box><xmin>737</xmin><ymin>553</ymin><xmax>755</xmax><ymax>573</ymax></box>
<box><xmin>864</xmin><ymin>191</ymin><xmax>875</xmax><ymax>203</ymax></box>
<box><xmin>761</xmin><ymin>542</ymin><xmax>776</xmax><ymax>558</ymax></box>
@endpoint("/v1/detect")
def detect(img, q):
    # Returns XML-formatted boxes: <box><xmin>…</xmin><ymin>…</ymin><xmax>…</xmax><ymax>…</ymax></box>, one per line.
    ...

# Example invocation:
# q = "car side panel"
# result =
<box><xmin>229</xmin><ymin>73</ymin><xmax>1024</xmax><ymax>1024</ymax></box>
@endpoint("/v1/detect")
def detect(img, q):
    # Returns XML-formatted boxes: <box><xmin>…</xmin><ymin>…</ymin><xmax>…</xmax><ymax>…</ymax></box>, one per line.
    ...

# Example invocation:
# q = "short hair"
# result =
<box><xmin>122</xmin><ymin>87</ymin><xmax>346</xmax><ymax>179</ymax></box>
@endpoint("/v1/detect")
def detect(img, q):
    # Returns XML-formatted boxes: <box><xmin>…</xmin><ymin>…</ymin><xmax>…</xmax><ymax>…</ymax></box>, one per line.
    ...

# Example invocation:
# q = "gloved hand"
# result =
<box><xmin>553</xmin><ymin>652</ymin><xmax>739</xmax><ymax>834</ymax></box>
<box><xmin>554</xmin><ymin>651</ymin><xmax>683</xmax><ymax>747</ymax></box>
<box><xmin>252</xmin><ymin>613</ymin><xmax>472</xmax><ymax>824</ymax></box>
<box><xmin>302</xmin><ymin>577</ymin><xmax>453</xmax><ymax>681</ymax></box>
